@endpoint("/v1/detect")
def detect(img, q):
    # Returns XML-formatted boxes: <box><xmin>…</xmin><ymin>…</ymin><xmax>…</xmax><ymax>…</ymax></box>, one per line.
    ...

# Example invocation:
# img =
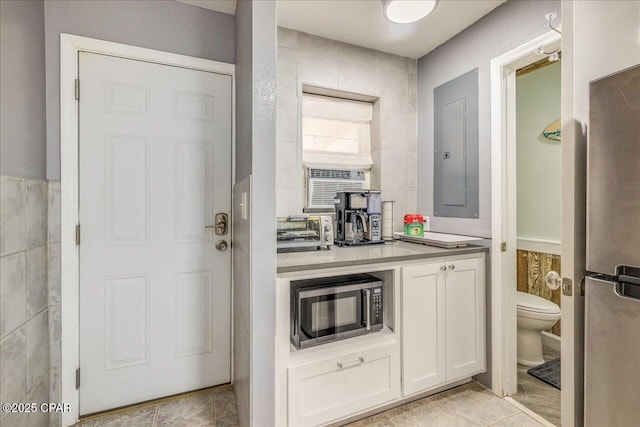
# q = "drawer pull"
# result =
<box><xmin>337</xmin><ymin>356</ymin><xmax>365</xmax><ymax>369</ymax></box>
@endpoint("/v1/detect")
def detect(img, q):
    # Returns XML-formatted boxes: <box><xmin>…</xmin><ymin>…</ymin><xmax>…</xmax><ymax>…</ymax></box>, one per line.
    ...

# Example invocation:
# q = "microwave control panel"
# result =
<box><xmin>371</xmin><ymin>286</ymin><xmax>383</xmax><ymax>326</ymax></box>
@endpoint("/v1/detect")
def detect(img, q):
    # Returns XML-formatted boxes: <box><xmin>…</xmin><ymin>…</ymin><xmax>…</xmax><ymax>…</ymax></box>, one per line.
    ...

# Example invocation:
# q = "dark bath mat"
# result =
<box><xmin>528</xmin><ymin>357</ymin><xmax>561</xmax><ymax>390</ymax></box>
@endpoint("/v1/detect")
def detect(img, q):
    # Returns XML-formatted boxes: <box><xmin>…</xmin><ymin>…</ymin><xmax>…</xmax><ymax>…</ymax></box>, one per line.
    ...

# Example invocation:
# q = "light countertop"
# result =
<box><xmin>277</xmin><ymin>240</ymin><xmax>489</xmax><ymax>273</ymax></box>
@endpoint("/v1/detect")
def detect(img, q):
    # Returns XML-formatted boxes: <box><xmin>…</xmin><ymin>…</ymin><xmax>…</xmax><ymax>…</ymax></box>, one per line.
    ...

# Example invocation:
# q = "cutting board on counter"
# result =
<box><xmin>394</xmin><ymin>231</ymin><xmax>484</xmax><ymax>249</ymax></box>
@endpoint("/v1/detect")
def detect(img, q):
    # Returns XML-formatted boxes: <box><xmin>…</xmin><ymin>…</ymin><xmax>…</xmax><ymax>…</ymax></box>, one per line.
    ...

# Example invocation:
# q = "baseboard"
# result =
<box><xmin>542</xmin><ymin>331</ymin><xmax>561</xmax><ymax>351</ymax></box>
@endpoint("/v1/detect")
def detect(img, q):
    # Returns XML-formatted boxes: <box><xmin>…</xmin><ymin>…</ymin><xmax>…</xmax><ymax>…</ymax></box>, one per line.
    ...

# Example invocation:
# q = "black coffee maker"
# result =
<box><xmin>334</xmin><ymin>190</ymin><xmax>383</xmax><ymax>246</ymax></box>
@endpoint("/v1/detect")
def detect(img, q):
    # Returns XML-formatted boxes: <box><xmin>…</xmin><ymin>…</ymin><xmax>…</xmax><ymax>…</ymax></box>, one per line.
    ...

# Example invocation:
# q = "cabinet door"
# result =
<box><xmin>288</xmin><ymin>343</ymin><xmax>400</xmax><ymax>427</ymax></box>
<box><xmin>401</xmin><ymin>263</ymin><xmax>446</xmax><ymax>396</ymax></box>
<box><xmin>445</xmin><ymin>257</ymin><xmax>485</xmax><ymax>381</ymax></box>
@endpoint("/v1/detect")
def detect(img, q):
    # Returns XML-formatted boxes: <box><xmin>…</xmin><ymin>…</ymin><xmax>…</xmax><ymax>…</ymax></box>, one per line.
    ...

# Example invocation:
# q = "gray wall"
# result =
<box><xmin>234</xmin><ymin>1</ymin><xmax>277</xmax><ymax>426</ymax></box>
<box><xmin>44</xmin><ymin>0</ymin><xmax>235</xmax><ymax>179</ymax></box>
<box><xmin>417</xmin><ymin>0</ymin><xmax>561</xmax><ymax>238</ymax></box>
<box><xmin>0</xmin><ymin>4</ymin><xmax>50</xmax><ymax>420</ymax></box>
<box><xmin>0</xmin><ymin>0</ymin><xmax>46</xmax><ymax>179</ymax></box>
<box><xmin>235</xmin><ymin>0</ymin><xmax>253</xmax><ymax>181</ymax></box>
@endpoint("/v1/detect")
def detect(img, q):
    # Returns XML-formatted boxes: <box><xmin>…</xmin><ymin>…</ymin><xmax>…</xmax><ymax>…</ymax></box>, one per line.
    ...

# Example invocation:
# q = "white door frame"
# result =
<box><xmin>489</xmin><ymin>30</ymin><xmax>561</xmax><ymax>398</ymax></box>
<box><xmin>60</xmin><ymin>33</ymin><xmax>235</xmax><ymax>426</ymax></box>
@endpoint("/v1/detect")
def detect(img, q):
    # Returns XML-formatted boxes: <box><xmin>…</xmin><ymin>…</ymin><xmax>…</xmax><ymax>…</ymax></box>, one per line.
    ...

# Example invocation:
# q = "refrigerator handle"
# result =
<box><xmin>615</xmin><ymin>280</ymin><xmax>640</xmax><ymax>300</ymax></box>
<box><xmin>619</xmin><ymin>275</ymin><xmax>640</xmax><ymax>286</ymax></box>
<box><xmin>613</xmin><ymin>266</ymin><xmax>640</xmax><ymax>300</ymax></box>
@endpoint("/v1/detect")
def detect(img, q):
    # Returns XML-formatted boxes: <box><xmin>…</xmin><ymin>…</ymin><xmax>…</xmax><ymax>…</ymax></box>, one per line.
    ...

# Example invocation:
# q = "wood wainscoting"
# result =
<box><xmin>516</xmin><ymin>250</ymin><xmax>561</xmax><ymax>336</ymax></box>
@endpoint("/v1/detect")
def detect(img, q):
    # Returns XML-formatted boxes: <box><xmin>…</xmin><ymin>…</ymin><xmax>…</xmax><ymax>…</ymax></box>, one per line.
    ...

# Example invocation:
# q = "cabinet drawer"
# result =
<box><xmin>288</xmin><ymin>343</ymin><xmax>400</xmax><ymax>427</ymax></box>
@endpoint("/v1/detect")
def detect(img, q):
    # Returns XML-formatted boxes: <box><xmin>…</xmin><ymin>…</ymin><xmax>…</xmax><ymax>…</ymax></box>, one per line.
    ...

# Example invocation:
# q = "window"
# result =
<box><xmin>302</xmin><ymin>94</ymin><xmax>373</xmax><ymax>169</ymax></box>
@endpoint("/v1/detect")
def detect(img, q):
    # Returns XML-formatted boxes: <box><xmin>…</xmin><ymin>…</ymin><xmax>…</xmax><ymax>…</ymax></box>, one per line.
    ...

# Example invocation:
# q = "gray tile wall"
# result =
<box><xmin>276</xmin><ymin>28</ymin><xmax>417</xmax><ymax>230</ymax></box>
<box><xmin>1</xmin><ymin>174</ymin><xmax>50</xmax><ymax>426</ymax></box>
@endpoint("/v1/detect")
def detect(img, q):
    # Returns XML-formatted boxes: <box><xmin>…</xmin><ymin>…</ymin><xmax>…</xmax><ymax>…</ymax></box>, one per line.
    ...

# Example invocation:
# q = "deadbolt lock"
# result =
<box><xmin>206</xmin><ymin>213</ymin><xmax>229</xmax><ymax>236</ymax></box>
<box><xmin>216</xmin><ymin>240</ymin><xmax>228</xmax><ymax>251</ymax></box>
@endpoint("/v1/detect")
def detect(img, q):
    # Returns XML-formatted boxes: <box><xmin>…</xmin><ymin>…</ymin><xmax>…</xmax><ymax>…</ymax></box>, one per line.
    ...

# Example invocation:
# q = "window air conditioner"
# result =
<box><xmin>306</xmin><ymin>168</ymin><xmax>366</xmax><ymax>210</ymax></box>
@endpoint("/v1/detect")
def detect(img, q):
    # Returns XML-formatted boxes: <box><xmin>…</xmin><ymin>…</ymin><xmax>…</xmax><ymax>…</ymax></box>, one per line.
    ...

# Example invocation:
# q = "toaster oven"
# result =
<box><xmin>277</xmin><ymin>215</ymin><xmax>334</xmax><ymax>252</ymax></box>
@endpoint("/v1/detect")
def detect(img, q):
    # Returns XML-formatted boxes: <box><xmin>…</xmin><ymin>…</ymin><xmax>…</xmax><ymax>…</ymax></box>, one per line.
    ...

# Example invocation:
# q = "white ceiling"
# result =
<box><xmin>278</xmin><ymin>0</ymin><xmax>506</xmax><ymax>59</ymax></box>
<box><xmin>176</xmin><ymin>0</ymin><xmax>506</xmax><ymax>59</ymax></box>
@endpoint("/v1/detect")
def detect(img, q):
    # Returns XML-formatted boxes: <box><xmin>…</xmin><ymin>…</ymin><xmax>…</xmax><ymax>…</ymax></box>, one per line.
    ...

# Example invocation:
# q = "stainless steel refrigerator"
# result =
<box><xmin>585</xmin><ymin>64</ymin><xmax>640</xmax><ymax>427</ymax></box>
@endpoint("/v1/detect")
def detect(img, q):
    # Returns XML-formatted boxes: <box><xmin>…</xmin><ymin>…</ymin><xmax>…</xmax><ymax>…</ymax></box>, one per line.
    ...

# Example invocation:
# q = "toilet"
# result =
<box><xmin>516</xmin><ymin>291</ymin><xmax>561</xmax><ymax>367</ymax></box>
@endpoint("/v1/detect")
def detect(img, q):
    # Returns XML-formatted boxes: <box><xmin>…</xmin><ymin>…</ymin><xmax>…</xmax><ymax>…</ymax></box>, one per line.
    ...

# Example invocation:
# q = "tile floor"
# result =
<box><xmin>346</xmin><ymin>382</ymin><xmax>547</xmax><ymax>427</ymax></box>
<box><xmin>75</xmin><ymin>380</ymin><xmax>552</xmax><ymax>427</ymax></box>
<box><xmin>512</xmin><ymin>346</ymin><xmax>561</xmax><ymax>426</ymax></box>
<box><xmin>74</xmin><ymin>384</ymin><xmax>237</xmax><ymax>427</ymax></box>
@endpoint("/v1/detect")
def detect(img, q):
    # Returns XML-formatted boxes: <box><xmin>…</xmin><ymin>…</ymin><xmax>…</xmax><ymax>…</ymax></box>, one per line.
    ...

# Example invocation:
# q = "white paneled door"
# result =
<box><xmin>78</xmin><ymin>52</ymin><xmax>232</xmax><ymax>415</ymax></box>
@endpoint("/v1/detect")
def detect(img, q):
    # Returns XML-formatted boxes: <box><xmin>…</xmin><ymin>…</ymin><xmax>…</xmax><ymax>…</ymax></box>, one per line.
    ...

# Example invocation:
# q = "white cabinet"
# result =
<box><xmin>280</xmin><ymin>253</ymin><xmax>486</xmax><ymax>426</ymax></box>
<box><xmin>444</xmin><ymin>257</ymin><xmax>485</xmax><ymax>380</ymax></box>
<box><xmin>288</xmin><ymin>343</ymin><xmax>400</xmax><ymax>427</ymax></box>
<box><xmin>402</xmin><ymin>256</ymin><xmax>485</xmax><ymax>397</ymax></box>
<box><xmin>401</xmin><ymin>262</ymin><xmax>446</xmax><ymax>396</ymax></box>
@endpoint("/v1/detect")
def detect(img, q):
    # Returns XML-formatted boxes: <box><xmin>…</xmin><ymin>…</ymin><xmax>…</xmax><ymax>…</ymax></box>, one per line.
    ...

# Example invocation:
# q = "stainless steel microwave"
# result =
<box><xmin>290</xmin><ymin>273</ymin><xmax>383</xmax><ymax>349</ymax></box>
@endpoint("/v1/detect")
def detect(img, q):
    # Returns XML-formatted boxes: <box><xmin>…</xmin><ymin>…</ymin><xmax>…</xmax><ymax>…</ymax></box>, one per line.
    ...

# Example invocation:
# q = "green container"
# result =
<box><xmin>404</xmin><ymin>223</ymin><xmax>423</xmax><ymax>237</ymax></box>
<box><xmin>404</xmin><ymin>214</ymin><xmax>424</xmax><ymax>237</ymax></box>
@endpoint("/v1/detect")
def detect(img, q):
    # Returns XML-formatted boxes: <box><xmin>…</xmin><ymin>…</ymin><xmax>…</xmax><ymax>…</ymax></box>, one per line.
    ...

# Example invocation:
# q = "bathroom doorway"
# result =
<box><xmin>488</xmin><ymin>25</ymin><xmax>587</xmax><ymax>427</ymax></box>
<box><xmin>510</xmin><ymin>57</ymin><xmax>562</xmax><ymax>426</ymax></box>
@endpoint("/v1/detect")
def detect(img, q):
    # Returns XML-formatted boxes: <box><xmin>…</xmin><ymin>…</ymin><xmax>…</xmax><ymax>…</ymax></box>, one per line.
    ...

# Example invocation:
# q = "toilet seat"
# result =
<box><xmin>516</xmin><ymin>291</ymin><xmax>561</xmax><ymax>314</ymax></box>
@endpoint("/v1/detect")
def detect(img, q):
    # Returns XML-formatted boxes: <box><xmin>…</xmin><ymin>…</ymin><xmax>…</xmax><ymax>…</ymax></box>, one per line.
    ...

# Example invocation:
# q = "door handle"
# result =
<box><xmin>337</xmin><ymin>356</ymin><xmax>365</xmax><ymax>369</ymax></box>
<box><xmin>215</xmin><ymin>240</ymin><xmax>228</xmax><ymax>251</ymax></box>
<box><xmin>545</xmin><ymin>271</ymin><xmax>562</xmax><ymax>290</ymax></box>
<box><xmin>205</xmin><ymin>213</ymin><xmax>228</xmax><ymax>235</ymax></box>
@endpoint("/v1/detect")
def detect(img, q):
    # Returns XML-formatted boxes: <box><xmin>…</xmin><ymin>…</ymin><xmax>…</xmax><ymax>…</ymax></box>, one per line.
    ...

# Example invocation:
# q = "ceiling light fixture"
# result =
<box><xmin>381</xmin><ymin>0</ymin><xmax>439</xmax><ymax>24</ymax></box>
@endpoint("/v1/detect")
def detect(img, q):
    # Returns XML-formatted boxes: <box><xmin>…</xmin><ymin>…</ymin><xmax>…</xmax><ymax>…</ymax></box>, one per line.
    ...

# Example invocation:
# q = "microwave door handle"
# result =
<box><xmin>365</xmin><ymin>289</ymin><xmax>371</xmax><ymax>330</ymax></box>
